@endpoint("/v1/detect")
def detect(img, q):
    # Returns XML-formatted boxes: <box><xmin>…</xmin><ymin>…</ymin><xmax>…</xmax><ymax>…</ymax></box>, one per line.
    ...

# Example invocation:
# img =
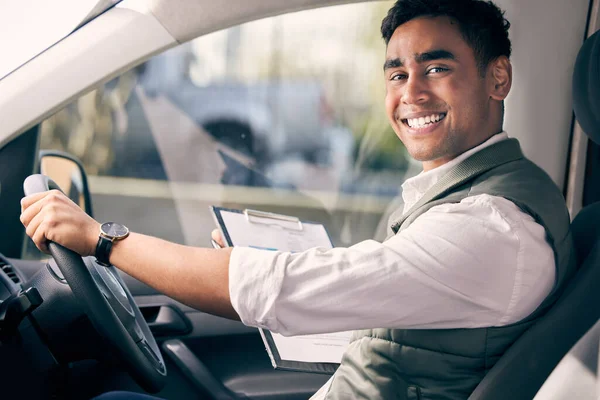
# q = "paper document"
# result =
<box><xmin>211</xmin><ymin>207</ymin><xmax>350</xmax><ymax>373</ymax></box>
<box><xmin>219</xmin><ymin>209</ymin><xmax>331</xmax><ymax>252</ymax></box>
<box><xmin>271</xmin><ymin>331</ymin><xmax>352</xmax><ymax>364</ymax></box>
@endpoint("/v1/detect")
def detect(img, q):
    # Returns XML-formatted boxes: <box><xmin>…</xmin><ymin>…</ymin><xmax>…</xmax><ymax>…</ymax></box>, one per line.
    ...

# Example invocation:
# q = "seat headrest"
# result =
<box><xmin>573</xmin><ymin>30</ymin><xmax>600</xmax><ymax>144</ymax></box>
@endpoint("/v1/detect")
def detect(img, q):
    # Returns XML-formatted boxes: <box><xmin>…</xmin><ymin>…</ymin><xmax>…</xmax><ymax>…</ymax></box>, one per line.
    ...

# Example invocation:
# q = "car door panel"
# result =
<box><xmin>129</xmin><ymin>278</ymin><xmax>332</xmax><ymax>399</ymax></box>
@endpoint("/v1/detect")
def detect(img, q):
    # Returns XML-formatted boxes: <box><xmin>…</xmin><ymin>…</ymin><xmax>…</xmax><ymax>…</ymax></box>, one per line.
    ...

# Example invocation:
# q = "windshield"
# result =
<box><xmin>31</xmin><ymin>1</ymin><xmax>419</xmax><ymax>258</ymax></box>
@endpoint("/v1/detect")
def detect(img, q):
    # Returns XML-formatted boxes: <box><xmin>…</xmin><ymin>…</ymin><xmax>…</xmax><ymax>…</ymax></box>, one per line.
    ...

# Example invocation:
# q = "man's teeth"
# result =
<box><xmin>406</xmin><ymin>113</ymin><xmax>445</xmax><ymax>128</ymax></box>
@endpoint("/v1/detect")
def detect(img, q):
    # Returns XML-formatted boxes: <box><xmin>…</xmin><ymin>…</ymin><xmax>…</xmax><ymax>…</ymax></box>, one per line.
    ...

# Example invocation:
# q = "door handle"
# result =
<box><xmin>140</xmin><ymin>305</ymin><xmax>191</xmax><ymax>336</ymax></box>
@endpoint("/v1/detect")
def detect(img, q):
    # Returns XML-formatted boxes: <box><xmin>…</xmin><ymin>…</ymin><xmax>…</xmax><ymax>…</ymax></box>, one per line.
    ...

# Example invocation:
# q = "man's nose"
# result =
<box><xmin>401</xmin><ymin>75</ymin><xmax>429</xmax><ymax>105</ymax></box>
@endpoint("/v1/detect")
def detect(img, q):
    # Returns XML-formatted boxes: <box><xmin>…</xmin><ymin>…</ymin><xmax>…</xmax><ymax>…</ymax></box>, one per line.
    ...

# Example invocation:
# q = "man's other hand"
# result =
<box><xmin>211</xmin><ymin>229</ymin><xmax>225</xmax><ymax>248</ymax></box>
<box><xmin>20</xmin><ymin>189</ymin><xmax>99</xmax><ymax>256</ymax></box>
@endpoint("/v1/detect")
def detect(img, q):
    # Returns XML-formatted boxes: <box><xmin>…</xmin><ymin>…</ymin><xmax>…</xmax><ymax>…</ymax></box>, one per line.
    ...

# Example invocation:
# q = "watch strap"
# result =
<box><xmin>95</xmin><ymin>235</ymin><xmax>114</xmax><ymax>266</ymax></box>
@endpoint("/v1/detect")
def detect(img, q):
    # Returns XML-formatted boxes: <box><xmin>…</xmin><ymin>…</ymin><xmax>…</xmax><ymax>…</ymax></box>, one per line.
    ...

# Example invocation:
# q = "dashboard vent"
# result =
<box><xmin>0</xmin><ymin>259</ymin><xmax>21</xmax><ymax>285</ymax></box>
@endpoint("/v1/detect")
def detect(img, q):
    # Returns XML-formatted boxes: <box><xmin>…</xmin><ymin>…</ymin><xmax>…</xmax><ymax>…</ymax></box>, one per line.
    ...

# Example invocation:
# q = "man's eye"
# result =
<box><xmin>390</xmin><ymin>73</ymin><xmax>407</xmax><ymax>81</ymax></box>
<box><xmin>427</xmin><ymin>67</ymin><xmax>449</xmax><ymax>74</ymax></box>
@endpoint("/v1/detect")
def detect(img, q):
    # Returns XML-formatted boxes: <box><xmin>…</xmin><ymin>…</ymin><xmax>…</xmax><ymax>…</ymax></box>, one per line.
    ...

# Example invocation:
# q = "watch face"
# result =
<box><xmin>101</xmin><ymin>222</ymin><xmax>129</xmax><ymax>238</ymax></box>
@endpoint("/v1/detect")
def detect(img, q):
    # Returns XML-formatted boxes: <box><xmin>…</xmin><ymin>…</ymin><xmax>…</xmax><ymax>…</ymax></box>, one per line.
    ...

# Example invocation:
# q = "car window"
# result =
<box><xmin>34</xmin><ymin>1</ymin><xmax>419</xmax><ymax>256</ymax></box>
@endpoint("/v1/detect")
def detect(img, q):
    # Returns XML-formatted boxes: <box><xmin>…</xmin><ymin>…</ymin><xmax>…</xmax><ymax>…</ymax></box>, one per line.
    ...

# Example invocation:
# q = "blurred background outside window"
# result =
<box><xmin>38</xmin><ymin>1</ymin><xmax>420</xmax><ymax>250</ymax></box>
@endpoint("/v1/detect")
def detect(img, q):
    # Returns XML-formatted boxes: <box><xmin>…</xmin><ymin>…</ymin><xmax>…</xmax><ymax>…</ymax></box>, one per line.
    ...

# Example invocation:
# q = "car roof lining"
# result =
<box><xmin>147</xmin><ymin>0</ymin><xmax>376</xmax><ymax>43</ymax></box>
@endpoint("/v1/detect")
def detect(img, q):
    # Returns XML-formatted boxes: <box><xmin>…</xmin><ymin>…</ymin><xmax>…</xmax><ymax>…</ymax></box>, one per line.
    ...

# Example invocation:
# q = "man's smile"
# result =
<box><xmin>400</xmin><ymin>112</ymin><xmax>447</xmax><ymax>133</ymax></box>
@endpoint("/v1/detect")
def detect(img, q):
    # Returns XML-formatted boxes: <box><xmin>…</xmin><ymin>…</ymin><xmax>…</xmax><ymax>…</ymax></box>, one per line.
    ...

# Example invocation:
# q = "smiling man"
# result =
<box><xmin>383</xmin><ymin>7</ymin><xmax>511</xmax><ymax>172</ymax></box>
<box><xmin>20</xmin><ymin>0</ymin><xmax>575</xmax><ymax>399</ymax></box>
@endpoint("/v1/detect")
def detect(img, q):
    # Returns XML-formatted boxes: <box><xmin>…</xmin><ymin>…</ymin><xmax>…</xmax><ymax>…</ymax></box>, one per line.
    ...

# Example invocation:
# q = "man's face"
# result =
<box><xmin>384</xmin><ymin>16</ymin><xmax>498</xmax><ymax>171</ymax></box>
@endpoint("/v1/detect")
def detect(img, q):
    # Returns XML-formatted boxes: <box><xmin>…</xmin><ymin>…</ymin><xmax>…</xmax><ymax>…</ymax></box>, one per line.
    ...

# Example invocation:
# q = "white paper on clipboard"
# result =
<box><xmin>219</xmin><ymin>209</ymin><xmax>331</xmax><ymax>253</ymax></box>
<box><xmin>210</xmin><ymin>207</ymin><xmax>351</xmax><ymax>369</ymax></box>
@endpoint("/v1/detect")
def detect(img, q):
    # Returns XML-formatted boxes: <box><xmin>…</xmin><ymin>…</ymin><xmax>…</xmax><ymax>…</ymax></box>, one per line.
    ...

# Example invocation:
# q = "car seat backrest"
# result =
<box><xmin>573</xmin><ymin>29</ymin><xmax>600</xmax><ymax>145</ymax></box>
<box><xmin>530</xmin><ymin>27</ymin><xmax>600</xmax><ymax>400</ymax></box>
<box><xmin>469</xmin><ymin>29</ymin><xmax>600</xmax><ymax>400</ymax></box>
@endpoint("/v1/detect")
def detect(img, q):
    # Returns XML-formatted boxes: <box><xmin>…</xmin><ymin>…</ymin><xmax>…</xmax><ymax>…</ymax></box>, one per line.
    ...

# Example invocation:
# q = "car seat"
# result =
<box><xmin>469</xmin><ymin>29</ymin><xmax>600</xmax><ymax>400</ymax></box>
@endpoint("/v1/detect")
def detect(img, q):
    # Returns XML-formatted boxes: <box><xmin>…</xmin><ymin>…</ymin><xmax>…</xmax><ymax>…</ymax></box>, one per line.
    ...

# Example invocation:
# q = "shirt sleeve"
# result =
<box><xmin>228</xmin><ymin>194</ymin><xmax>555</xmax><ymax>336</ymax></box>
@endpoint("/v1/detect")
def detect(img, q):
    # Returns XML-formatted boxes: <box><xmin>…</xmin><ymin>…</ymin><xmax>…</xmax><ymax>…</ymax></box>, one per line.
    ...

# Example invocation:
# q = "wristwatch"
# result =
<box><xmin>95</xmin><ymin>222</ymin><xmax>130</xmax><ymax>266</ymax></box>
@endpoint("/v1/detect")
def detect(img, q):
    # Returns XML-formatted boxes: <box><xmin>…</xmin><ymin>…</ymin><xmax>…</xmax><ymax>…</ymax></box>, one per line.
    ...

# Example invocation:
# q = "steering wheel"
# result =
<box><xmin>23</xmin><ymin>174</ymin><xmax>166</xmax><ymax>393</ymax></box>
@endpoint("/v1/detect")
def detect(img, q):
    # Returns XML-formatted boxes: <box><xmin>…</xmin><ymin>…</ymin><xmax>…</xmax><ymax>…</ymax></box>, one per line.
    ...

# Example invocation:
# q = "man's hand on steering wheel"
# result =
<box><xmin>20</xmin><ymin>189</ymin><xmax>99</xmax><ymax>256</ymax></box>
<box><xmin>21</xmin><ymin>176</ymin><xmax>168</xmax><ymax>393</ymax></box>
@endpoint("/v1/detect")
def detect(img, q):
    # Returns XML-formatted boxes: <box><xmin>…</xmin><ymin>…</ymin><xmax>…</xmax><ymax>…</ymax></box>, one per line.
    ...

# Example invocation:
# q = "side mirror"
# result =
<box><xmin>38</xmin><ymin>151</ymin><xmax>93</xmax><ymax>217</ymax></box>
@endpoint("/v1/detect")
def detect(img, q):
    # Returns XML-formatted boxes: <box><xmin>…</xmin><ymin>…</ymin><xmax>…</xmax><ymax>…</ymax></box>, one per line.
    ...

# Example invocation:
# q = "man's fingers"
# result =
<box><xmin>30</xmin><ymin>219</ymin><xmax>50</xmax><ymax>254</ymax></box>
<box><xmin>21</xmin><ymin>190</ymin><xmax>65</xmax><ymax>254</ymax></box>
<box><xmin>211</xmin><ymin>229</ymin><xmax>225</xmax><ymax>247</ymax></box>
<box><xmin>25</xmin><ymin>209</ymin><xmax>45</xmax><ymax>243</ymax></box>
<box><xmin>21</xmin><ymin>190</ymin><xmax>69</xmax><ymax>227</ymax></box>
<box><xmin>21</xmin><ymin>191</ymin><xmax>53</xmax><ymax>212</ymax></box>
<box><xmin>20</xmin><ymin>196</ymin><xmax>46</xmax><ymax>228</ymax></box>
<box><xmin>20</xmin><ymin>189</ymin><xmax>99</xmax><ymax>257</ymax></box>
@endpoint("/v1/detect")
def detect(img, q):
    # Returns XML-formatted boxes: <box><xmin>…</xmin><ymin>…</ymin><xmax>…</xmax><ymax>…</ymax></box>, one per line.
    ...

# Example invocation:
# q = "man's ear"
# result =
<box><xmin>488</xmin><ymin>56</ymin><xmax>512</xmax><ymax>101</ymax></box>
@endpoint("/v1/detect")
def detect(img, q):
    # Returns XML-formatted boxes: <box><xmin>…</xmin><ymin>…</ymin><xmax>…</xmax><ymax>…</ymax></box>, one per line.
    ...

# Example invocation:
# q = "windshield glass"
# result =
<box><xmin>33</xmin><ymin>1</ymin><xmax>419</xmax><ymax>257</ymax></box>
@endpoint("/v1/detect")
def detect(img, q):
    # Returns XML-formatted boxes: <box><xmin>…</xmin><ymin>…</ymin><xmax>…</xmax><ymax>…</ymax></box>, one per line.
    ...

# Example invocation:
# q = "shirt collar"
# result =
<box><xmin>402</xmin><ymin>132</ymin><xmax>509</xmax><ymax>212</ymax></box>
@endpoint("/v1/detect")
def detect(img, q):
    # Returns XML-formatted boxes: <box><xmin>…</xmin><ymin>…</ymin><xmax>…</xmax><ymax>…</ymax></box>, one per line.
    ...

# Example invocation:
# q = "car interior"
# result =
<box><xmin>1</xmin><ymin>0</ymin><xmax>600</xmax><ymax>399</ymax></box>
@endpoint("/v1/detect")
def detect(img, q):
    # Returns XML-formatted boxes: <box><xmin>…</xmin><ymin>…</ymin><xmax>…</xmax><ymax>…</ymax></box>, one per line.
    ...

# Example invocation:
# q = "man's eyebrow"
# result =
<box><xmin>383</xmin><ymin>58</ymin><xmax>402</xmax><ymax>71</ymax></box>
<box><xmin>415</xmin><ymin>49</ymin><xmax>456</xmax><ymax>63</ymax></box>
<box><xmin>383</xmin><ymin>50</ymin><xmax>456</xmax><ymax>71</ymax></box>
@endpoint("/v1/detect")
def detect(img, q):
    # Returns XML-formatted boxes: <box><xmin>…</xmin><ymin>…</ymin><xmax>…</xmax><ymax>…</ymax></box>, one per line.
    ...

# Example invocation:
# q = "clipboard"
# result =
<box><xmin>210</xmin><ymin>206</ymin><xmax>343</xmax><ymax>374</ymax></box>
<box><xmin>211</xmin><ymin>207</ymin><xmax>335</xmax><ymax>255</ymax></box>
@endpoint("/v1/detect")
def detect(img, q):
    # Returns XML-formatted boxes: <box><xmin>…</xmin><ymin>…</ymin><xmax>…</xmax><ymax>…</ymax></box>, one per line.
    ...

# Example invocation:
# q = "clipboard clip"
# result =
<box><xmin>244</xmin><ymin>209</ymin><xmax>303</xmax><ymax>231</ymax></box>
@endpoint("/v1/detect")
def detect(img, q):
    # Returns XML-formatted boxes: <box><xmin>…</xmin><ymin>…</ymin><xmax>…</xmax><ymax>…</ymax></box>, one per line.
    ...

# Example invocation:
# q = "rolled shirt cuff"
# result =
<box><xmin>229</xmin><ymin>246</ymin><xmax>287</xmax><ymax>332</ymax></box>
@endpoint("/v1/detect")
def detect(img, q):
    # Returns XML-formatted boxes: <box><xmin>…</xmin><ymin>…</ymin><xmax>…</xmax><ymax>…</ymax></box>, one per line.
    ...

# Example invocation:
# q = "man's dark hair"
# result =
<box><xmin>381</xmin><ymin>0</ymin><xmax>511</xmax><ymax>75</ymax></box>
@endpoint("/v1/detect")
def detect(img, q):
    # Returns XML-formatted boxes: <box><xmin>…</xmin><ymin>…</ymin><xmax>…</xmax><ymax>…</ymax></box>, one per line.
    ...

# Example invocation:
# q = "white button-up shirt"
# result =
<box><xmin>228</xmin><ymin>132</ymin><xmax>556</xmax><ymax>398</ymax></box>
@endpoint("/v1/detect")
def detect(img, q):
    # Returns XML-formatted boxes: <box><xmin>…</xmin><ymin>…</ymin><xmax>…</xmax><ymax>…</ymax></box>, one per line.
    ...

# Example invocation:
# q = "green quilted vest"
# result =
<box><xmin>325</xmin><ymin>138</ymin><xmax>576</xmax><ymax>400</ymax></box>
